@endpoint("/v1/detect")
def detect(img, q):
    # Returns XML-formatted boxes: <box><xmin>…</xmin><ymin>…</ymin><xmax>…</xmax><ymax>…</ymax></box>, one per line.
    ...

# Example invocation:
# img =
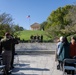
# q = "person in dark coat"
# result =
<box><xmin>30</xmin><ymin>35</ymin><xmax>34</xmax><ymax>42</ymax></box>
<box><xmin>10</xmin><ymin>36</ymin><xmax>19</xmax><ymax>69</ymax></box>
<box><xmin>1</xmin><ymin>32</ymin><xmax>13</xmax><ymax>74</ymax></box>
<box><xmin>40</xmin><ymin>35</ymin><xmax>43</xmax><ymax>42</ymax></box>
<box><xmin>70</xmin><ymin>36</ymin><xmax>76</xmax><ymax>58</ymax></box>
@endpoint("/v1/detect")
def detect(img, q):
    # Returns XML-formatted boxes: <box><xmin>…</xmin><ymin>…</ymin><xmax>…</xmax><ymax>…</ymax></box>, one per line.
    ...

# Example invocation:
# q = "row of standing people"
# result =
<box><xmin>30</xmin><ymin>35</ymin><xmax>43</xmax><ymax>42</ymax></box>
<box><xmin>55</xmin><ymin>36</ymin><xmax>76</xmax><ymax>72</ymax></box>
<box><xmin>0</xmin><ymin>32</ymin><xmax>19</xmax><ymax>75</ymax></box>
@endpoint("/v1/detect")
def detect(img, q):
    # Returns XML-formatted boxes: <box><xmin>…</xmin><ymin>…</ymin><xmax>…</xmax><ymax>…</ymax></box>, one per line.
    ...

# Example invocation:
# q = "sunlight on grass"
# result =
<box><xmin>18</xmin><ymin>30</ymin><xmax>50</xmax><ymax>41</ymax></box>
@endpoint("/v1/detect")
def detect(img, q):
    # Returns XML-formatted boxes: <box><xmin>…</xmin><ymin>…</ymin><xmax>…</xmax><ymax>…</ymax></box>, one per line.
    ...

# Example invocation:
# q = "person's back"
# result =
<box><xmin>58</xmin><ymin>37</ymin><xmax>70</xmax><ymax>61</ymax></box>
<box><xmin>70</xmin><ymin>36</ymin><xmax>76</xmax><ymax>58</ymax></box>
<box><xmin>30</xmin><ymin>35</ymin><xmax>33</xmax><ymax>40</ymax></box>
<box><xmin>58</xmin><ymin>37</ymin><xmax>70</xmax><ymax>70</ymax></box>
<box><xmin>1</xmin><ymin>38</ymin><xmax>13</xmax><ymax>51</ymax></box>
<box><xmin>56</xmin><ymin>36</ymin><xmax>63</xmax><ymax>56</ymax></box>
<box><xmin>40</xmin><ymin>35</ymin><xmax>43</xmax><ymax>42</ymax></box>
<box><xmin>56</xmin><ymin>36</ymin><xmax>64</xmax><ymax>69</ymax></box>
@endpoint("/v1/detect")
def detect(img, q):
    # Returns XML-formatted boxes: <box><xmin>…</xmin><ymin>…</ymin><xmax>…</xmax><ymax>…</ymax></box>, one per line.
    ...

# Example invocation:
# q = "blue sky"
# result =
<box><xmin>0</xmin><ymin>0</ymin><xmax>76</xmax><ymax>29</ymax></box>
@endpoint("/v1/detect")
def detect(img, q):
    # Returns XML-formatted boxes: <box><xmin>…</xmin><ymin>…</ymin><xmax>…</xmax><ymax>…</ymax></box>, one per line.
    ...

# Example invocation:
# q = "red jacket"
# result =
<box><xmin>70</xmin><ymin>43</ymin><xmax>76</xmax><ymax>58</ymax></box>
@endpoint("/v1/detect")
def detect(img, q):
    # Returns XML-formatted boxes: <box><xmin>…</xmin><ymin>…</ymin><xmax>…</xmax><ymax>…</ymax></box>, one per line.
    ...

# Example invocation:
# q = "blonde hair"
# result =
<box><xmin>60</xmin><ymin>36</ymin><xmax>63</xmax><ymax>42</ymax></box>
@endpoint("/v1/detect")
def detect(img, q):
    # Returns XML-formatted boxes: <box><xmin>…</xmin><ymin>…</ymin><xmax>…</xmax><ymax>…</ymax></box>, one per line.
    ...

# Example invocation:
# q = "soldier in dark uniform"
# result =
<box><xmin>34</xmin><ymin>35</ymin><xmax>36</xmax><ymax>42</ymax></box>
<box><xmin>40</xmin><ymin>35</ymin><xmax>43</xmax><ymax>42</ymax></box>
<box><xmin>36</xmin><ymin>35</ymin><xmax>40</xmax><ymax>42</ymax></box>
<box><xmin>30</xmin><ymin>35</ymin><xmax>34</xmax><ymax>42</ymax></box>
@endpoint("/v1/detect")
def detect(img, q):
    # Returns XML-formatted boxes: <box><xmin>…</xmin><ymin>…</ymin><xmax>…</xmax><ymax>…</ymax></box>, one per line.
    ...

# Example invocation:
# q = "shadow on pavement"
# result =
<box><xmin>12</xmin><ymin>72</ymin><xmax>38</xmax><ymax>75</ymax></box>
<box><xmin>12</xmin><ymin>67</ymin><xmax>50</xmax><ymax>72</ymax></box>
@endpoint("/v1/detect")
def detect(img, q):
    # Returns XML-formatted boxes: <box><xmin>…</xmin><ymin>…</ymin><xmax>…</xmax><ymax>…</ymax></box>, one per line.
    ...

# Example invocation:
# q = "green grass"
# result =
<box><xmin>18</xmin><ymin>30</ymin><xmax>50</xmax><ymax>41</ymax></box>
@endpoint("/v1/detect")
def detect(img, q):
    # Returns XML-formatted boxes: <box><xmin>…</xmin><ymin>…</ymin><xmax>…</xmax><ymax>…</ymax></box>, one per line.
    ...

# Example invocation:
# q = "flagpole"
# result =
<box><xmin>29</xmin><ymin>16</ymin><xmax>31</xmax><ymax>30</ymax></box>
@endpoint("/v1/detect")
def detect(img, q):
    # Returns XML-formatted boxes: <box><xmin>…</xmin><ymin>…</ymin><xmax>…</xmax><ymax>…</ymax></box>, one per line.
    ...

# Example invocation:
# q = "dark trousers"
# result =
<box><xmin>2</xmin><ymin>50</ymin><xmax>12</xmax><ymax>73</ymax></box>
<box><xmin>11</xmin><ymin>50</ymin><xmax>15</xmax><ymax>67</ymax></box>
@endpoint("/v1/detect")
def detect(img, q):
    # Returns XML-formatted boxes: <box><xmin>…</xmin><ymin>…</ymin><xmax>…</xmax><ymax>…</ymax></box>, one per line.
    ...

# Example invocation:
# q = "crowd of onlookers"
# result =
<box><xmin>55</xmin><ymin>36</ymin><xmax>76</xmax><ymax>74</ymax></box>
<box><xmin>30</xmin><ymin>34</ymin><xmax>43</xmax><ymax>43</ymax></box>
<box><xmin>0</xmin><ymin>32</ymin><xmax>19</xmax><ymax>75</ymax></box>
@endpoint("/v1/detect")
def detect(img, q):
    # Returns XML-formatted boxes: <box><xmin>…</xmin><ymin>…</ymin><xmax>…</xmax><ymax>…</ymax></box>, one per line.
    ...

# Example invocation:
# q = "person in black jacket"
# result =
<box><xmin>10</xmin><ymin>35</ymin><xmax>19</xmax><ymax>69</ymax></box>
<box><xmin>40</xmin><ymin>35</ymin><xmax>43</xmax><ymax>42</ymax></box>
<box><xmin>1</xmin><ymin>32</ymin><xmax>13</xmax><ymax>74</ymax></box>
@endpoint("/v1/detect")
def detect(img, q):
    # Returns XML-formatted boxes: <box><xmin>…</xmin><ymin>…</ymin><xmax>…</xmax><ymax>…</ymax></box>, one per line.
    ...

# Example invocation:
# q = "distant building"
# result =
<box><xmin>30</xmin><ymin>23</ymin><xmax>40</xmax><ymax>30</ymax></box>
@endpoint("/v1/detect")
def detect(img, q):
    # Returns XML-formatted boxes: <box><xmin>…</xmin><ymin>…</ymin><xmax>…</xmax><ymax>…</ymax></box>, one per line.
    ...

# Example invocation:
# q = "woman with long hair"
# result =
<box><xmin>58</xmin><ymin>36</ymin><xmax>70</xmax><ymax>70</ymax></box>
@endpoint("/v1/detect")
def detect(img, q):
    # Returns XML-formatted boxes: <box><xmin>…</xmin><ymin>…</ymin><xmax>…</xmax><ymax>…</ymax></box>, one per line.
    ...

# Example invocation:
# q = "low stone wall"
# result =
<box><xmin>15</xmin><ymin>43</ymin><xmax>57</xmax><ymax>55</ymax></box>
<box><xmin>15</xmin><ymin>43</ymin><xmax>57</xmax><ymax>50</ymax></box>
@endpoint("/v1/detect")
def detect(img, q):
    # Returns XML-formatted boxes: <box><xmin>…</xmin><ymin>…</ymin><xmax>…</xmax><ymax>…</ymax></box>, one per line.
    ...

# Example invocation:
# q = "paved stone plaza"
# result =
<box><xmin>11</xmin><ymin>43</ymin><xmax>72</xmax><ymax>75</ymax></box>
<box><xmin>11</xmin><ymin>54</ymin><xmax>63</xmax><ymax>75</ymax></box>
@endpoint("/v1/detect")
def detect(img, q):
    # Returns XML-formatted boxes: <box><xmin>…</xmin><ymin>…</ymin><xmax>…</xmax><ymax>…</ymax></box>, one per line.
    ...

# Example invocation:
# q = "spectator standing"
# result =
<box><xmin>70</xmin><ymin>36</ymin><xmax>76</xmax><ymax>58</ymax></box>
<box><xmin>58</xmin><ymin>36</ymin><xmax>70</xmax><ymax>70</ymax></box>
<box><xmin>55</xmin><ymin>36</ymin><xmax>63</xmax><ymax>69</ymax></box>
<box><xmin>1</xmin><ymin>32</ymin><xmax>13</xmax><ymax>74</ymax></box>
